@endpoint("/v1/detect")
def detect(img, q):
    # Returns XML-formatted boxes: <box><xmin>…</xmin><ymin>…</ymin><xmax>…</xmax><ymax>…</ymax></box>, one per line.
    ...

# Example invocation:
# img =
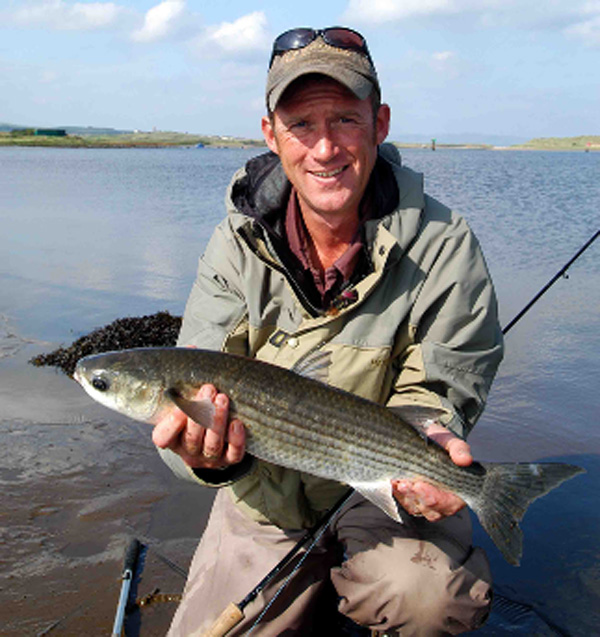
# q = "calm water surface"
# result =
<box><xmin>1</xmin><ymin>146</ymin><xmax>598</xmax><ymax>635</ymax></box>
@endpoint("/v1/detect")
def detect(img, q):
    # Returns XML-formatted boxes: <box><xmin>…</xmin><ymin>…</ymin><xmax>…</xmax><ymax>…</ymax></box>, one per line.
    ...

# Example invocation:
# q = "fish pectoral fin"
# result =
<box><xmin>350</xmin><ymin>481</ymin><xmax>403</xmax><ymax>523</ymax></box>
<box><xmin>166</xmin><ymin>389</ymin><xmax>216</xmax><ymax>429</ymax></box>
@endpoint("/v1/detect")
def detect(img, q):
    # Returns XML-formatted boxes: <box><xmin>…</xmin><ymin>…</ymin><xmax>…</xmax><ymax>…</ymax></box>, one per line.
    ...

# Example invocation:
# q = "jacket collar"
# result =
<box><xmin>228</xmin><ymin>144</ymin><xmax>426</xmax><ymax>317</ymax></box>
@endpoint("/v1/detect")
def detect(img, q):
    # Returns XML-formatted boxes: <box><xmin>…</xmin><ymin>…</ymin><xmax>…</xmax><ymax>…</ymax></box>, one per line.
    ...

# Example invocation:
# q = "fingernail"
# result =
<box><xmin>198</xmin><ymin>386</ymin><xmax>211</xmax><ymax>399</ymax></box>
<box><xmin>216</xmin><ymin>394</ymin><xmax>227</xmax><ymax>408</ymax></box>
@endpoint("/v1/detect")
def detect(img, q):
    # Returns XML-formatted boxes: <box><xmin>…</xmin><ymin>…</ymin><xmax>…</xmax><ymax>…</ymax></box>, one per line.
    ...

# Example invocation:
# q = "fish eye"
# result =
<box><xmin>92</xmin><ymin>376</ymin><xmax>110</xmax><ymax>392</ymax></box>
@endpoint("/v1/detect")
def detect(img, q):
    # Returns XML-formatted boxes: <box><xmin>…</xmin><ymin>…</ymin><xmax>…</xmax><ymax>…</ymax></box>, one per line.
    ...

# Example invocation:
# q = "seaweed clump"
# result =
<box><xmin>30</xmin><ymin>311</ymin><xmax>182</xmax><ymax>377</ymax></box>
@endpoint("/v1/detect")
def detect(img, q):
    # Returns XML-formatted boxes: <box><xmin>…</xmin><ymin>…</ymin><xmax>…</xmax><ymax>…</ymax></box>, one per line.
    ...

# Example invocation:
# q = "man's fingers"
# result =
<box><xmin>411</xmin><ymin>481</ymin><xmax>465</xmax><ymax>518</ymax></box>
<box><xmin>224</xmin><ymin>419</ymin><xmax>246</xmax><ymax>464</ymax></box>
<box><xmin>202</xmin><ymin>392</ymin><xmax>228</xmax><ymax>459</ymax></box>
<box><xmin>446</xmin><ymin>437</ymin><xmax>472</xmax><ymax>466</ymax></box>
<box><xmin>152</xmin><ymin>383</ymin><xmax>245</xmax><ymax>469</ymax></box>
<box><xmin>181</xmin><ymin>421</ymin><xmax>206</xmax><ymax>456</ymax></box>
<box><xmin>392</xmin><ymin>479</ymin><xmax>466</xmax><ymax>521</ymax></box>
<box><xmin>425</xmin><ymin>422</ymin><xmax>473</xmax><ymax>466</ymax></box>
<box><xmin>152</xmin><ymin>409</ymin><xmax>188</xmax><ymax>449</ymax></box>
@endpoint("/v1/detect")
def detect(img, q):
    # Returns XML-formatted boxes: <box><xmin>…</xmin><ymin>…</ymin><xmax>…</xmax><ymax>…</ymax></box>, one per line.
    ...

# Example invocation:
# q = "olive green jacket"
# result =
<box><xmin>159</xmin><ymin>143</ymin><xmax>503</xmax><ymax>529</ymax></box>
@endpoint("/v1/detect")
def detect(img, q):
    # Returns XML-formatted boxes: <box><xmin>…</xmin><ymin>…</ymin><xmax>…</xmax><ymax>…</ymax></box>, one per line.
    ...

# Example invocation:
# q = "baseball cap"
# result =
<box><xmin>266</xmin><ymin>27</ymin><xmax>380</xmax><ymax>111</ymax></box>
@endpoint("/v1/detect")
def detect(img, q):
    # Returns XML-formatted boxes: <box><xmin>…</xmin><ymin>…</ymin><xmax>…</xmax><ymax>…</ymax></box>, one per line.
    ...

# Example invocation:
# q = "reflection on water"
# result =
<box><xmin>1</xmin><ymin>146</ymin><xmax>599</xmax><ymax>634</ymax></box>
<box><xmin>1</xmin><ymin>147</ymin><xmax>264</xmax><ymax>341</ymax></box>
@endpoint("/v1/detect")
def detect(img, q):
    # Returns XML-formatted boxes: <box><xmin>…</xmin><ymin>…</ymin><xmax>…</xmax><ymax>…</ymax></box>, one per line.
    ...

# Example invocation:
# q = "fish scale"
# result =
<box><xmin>74</xmin><ymin>347</ymin><xmax>584</xmax><ymax>565</ymax></box>
<box><xmin>234</xmin><ymin>378</ymin><xmax>455</xmax><ymax>486</ymax></box>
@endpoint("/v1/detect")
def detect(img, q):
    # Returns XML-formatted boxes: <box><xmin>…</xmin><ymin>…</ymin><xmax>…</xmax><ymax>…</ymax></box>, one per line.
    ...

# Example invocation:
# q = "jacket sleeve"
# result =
<box><xmin>388</xmin><ymin>200</ymin><xmax>504</xmax><ymax>439</ymax></box>
<box><xmin>157</xmin><ymin>218</ymin><xmax>258</xmax><ymax>486</ymax></box>
<box><xmin>177</xmin><ymin>219</ymin><xmax>250</xmax><ymax>353</ymax></box>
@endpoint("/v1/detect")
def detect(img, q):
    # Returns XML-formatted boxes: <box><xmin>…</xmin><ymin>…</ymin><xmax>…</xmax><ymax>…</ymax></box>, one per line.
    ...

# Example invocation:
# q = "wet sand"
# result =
<box><xmin>0</xmin><ymin>346</ymin><xmax>214</xmax><ymax>636</ymax></box>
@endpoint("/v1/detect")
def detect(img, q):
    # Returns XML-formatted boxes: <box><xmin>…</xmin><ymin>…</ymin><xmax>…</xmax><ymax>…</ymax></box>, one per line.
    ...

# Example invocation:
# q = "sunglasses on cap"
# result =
<box><xmin>269</xmin><ymin>27</ymin><xmax>374</xmax><ymax>68</ymax></box>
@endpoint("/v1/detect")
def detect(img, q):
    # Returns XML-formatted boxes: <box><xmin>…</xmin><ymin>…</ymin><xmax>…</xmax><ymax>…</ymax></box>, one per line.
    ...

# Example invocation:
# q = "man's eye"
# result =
<box><xmin>92</xmin><ymin>376</ymin><xmax>110</xmax><ymax>392</ymax></box>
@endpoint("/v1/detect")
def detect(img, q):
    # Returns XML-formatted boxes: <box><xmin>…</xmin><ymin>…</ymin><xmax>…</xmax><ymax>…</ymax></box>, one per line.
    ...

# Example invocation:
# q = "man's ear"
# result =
<box><xmin>375</xmin><ymin>104</ymin><xmax>391</xmax><ymax>145</ymax></box>
<box><xmin>261</xmin><ymin>115</ymin><xmax>280</xmax><ymax>155</ymax></box>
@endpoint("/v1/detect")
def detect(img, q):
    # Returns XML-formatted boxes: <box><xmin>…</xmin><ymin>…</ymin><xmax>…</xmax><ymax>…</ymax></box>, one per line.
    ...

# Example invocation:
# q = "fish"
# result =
<box><xmin>74</xmin><ymin>346</ymin><xmax>584</xmax><ymax>566</ymax></box>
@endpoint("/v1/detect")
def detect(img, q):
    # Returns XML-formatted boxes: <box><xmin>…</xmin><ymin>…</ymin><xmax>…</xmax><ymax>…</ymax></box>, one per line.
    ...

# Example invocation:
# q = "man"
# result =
<box><xmin>155</xmin><ymin>27</ymin><xmax>503</xmax><ymax>636</ymax></box>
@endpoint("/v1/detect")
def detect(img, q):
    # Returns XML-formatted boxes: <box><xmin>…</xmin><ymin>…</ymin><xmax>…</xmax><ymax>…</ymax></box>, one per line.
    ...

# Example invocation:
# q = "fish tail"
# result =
<box><xmin>473</xmin><ymin>462</ymin><xmax>584</xmax><ymax>566</ymax></box>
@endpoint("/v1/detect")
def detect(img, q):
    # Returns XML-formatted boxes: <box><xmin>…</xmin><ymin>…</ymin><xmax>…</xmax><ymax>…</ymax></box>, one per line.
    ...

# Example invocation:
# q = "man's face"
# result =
<box><xmin>262</xmin><ymin>76</ymin><xmax>390</xmax><ymax>222</ymax></box>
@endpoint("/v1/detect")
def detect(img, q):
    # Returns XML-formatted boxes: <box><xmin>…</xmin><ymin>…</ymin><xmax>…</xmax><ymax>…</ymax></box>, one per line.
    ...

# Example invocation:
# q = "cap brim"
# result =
<box><xmin>267</xmin><ymin>61</ymin><xmax>375</xmax><ymax>112</ymax></box>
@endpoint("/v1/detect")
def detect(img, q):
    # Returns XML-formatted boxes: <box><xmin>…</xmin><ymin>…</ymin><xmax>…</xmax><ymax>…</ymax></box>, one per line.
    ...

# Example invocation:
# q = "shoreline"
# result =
<box><xmin>3</xmin><ymin>140</ymin><xmax>598</xmax><ymax>152</ymax></box>
<box><xmin>1</xmin><ymin>132</ymin><xmax>599</xmax><ymax>151</ymax></box>
<box><xmin>0</xmin><ymin>131</ymin><xmax>266</xmax><ymax>150</ymax></box>
<box><xmin>0</xmin><ymin>344</ymin><xmax>211</xmax><ymax>636</ymax></box>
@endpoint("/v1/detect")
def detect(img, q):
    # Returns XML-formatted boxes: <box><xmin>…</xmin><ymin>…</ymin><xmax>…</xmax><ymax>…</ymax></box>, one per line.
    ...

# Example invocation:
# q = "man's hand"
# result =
<box><xmin>152</xmin><ymin>384</ymin><xmax>246</xmax><ymax>469</ymax></box>
<box><xmin>391</xmin><ymin>423</ymin><xmax>472</xmax><ymax>522</ymax></box>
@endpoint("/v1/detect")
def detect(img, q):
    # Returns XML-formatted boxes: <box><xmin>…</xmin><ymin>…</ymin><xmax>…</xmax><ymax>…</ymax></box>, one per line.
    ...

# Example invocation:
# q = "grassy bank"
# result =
<box><xmin>2</xmin><ymin>131</ymin><xmax>598</xmax><ymax>151</ymax></box>
<box><xmin>0</xmin><ymin>130</ymin><xmax>265</xmax><ymax>149</ymax></box>
<box><xmin>512</xmin><ymin>135</ymin><xmax>600</xmax><ymax>151</ymax></box>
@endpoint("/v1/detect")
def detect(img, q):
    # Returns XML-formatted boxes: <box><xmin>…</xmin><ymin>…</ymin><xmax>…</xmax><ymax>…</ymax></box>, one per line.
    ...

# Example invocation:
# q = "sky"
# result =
<box><xmin>1</xmin><ymin>0</ymin><xmax>599</xmax><ymax>142</ymax></box>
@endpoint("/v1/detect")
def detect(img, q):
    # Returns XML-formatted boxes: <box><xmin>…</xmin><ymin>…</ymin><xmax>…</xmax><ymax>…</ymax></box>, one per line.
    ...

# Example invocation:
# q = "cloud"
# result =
<box><xmin>12</xmin><ymin>0</ymin><xmax>122</xmax><ymax>30</ymax></box>
<box><xmin>131</xmin><ymin>0</ymin><xmax>186</xmax><ymax>43</ymax></box>
<box><xmin>40</xmin><ymin>70</ymin><xmax>59</xmax><ymax>83</ymax></box>
<box><xmin>564</xmin><ymin>3</ymin><xmax>600</xmax><ymax>45</ymax></box>
<box><xmin>343</xmin><ymin>0</ymin><xmax>600</xmax><ymax>34</ymax></box>
<box><xmin>431</xmin><ymin>51</ymin><xmax>455</xmax><ymax>62</ymax></box>
<box><xmin>199</xmin><ymin>11</ymin><xmax>269</xmax><ymax>55</ymax></box>
<box><xmin>344</xmin><ymin>0</ymin><xmax>459</xmax><ymax>23</ymax></box>
<box><xmin>565</xmin><ymin>14</ymin><xmax>600</xmax><ymax>46</ymax></box>
<box><xmin>429</xmin><ymin>51</ymin><xmax>461</xmax><ymax>78</ymax></box>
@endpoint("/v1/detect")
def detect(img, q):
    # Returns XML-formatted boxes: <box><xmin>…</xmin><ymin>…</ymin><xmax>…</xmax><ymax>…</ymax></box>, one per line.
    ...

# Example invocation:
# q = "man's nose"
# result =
<box><xmin>313</xmin><ymin>126</ymin><xmax>338</xmax><ymax>160</ymax></box>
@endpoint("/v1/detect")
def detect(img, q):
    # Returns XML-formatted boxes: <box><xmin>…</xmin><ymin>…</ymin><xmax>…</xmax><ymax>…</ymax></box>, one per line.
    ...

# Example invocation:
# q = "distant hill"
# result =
<box><xmin>2</xmin><ymin>122</ymin><xmax>596</xmax><ymax>150</ymax></box>
<box><xmin>0</xmin><ymin>122</ymin><xmax>24</xmax><ymax>132</ymax></box>
<box><xmin>61</xmin><ymin>125</ymin><xmax>135</xmax><ymax>136</ymax></box>
<box><xmin>515</xmin><ymin>135</ymin><xmax>600</xmax><ymax>150</ymax></box>
<box><xmin>0</xmin><ymin>122</ymin><xmax>134</xmax><ymax>135</ymax></box>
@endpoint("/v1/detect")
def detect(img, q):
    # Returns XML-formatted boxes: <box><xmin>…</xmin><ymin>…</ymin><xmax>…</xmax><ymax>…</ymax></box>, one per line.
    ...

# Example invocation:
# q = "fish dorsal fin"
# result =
<box><xmin>350</xmin><ymin>481</ymin><xmax>404</xmax><ymax>524</ymax></box>
<box><xmin>166</xmin><ymin>389</ymin><xmax>216</xmax><ymax>430</ymax></box>
<box><xmin>391</xmin><ymin>404</ymin><xmax>447</xmax><ymax>439</ymax></box>
<box><xmin>290</xmin><ymin>348</ymin><xmax>331</xmax><ymax>383</ymax></box>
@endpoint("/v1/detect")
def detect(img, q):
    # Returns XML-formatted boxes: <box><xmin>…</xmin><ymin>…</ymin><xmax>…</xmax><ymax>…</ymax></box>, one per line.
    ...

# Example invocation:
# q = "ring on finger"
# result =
<box><xmin>202</xmin><ymin>449</ymin><xmax>221</xmax><ymax>460</ymax></box>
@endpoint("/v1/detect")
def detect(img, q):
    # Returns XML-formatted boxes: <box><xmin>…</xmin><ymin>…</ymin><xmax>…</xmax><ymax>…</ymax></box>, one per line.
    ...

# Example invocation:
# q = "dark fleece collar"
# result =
<box><xmin>230</xmin><ymin>149</ymin><xmax>399</xmax><ymax>239</ymax></box>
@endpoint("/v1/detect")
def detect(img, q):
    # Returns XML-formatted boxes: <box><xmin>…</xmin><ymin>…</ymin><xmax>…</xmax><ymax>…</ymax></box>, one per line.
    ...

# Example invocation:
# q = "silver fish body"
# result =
<box><xmin>74</xmin><ymin>347</ymin><xmax>584</xmax><ymax>565</ymax></box>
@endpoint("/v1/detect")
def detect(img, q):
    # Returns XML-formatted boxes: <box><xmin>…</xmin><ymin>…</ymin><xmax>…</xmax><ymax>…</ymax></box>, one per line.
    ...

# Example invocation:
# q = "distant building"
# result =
<box><xmin>35</xmin><ymin>129</ymin><xmax>67</xmax><ymax>137</ymax></box>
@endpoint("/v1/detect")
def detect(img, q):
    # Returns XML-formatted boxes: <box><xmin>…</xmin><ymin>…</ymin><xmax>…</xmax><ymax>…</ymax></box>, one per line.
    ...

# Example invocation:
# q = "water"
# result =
<box><xmin>1</xmin><ymin>146</ymin><xmax>599</xmax><ymax>635</ymax></box>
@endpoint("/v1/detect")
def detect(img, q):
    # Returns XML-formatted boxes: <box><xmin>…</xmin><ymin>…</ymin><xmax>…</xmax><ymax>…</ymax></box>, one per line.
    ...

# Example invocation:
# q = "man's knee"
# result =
<box><xmin>331</xmin><ymin>540</ymin><xmax>492</xmax><ymax>635</ymax></box>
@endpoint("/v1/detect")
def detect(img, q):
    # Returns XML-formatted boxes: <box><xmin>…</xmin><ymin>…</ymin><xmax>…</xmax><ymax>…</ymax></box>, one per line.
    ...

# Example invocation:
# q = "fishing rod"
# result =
<box><xmin>502</xmin><ymin>229</ymin><xmax>599</xmax><ymax>334</ymax></box>
<box><xmin>195</xmin><ymin>488</ymin><xmax>355</xmax><ymax>637</ymax></box>
<box><xmin>199</xmin><ymin>230</ymin><xmax>599</xmax><ymax>637</ymax></box>
<box><xmin>112</xmin><ymin>538</ymin><xmax>142</xmax><ymax>637</ymax></box>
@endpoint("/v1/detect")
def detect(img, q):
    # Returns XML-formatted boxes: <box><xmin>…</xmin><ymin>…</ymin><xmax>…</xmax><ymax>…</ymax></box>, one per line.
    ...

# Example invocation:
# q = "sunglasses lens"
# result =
<box><xmin>324</xmin><ymin>28</ymin><xmax>366</xmax><ymax>50</ymax></box>
<box><xmin>274</xmin><ymin>28</ymin><xmax>315</xmax><ymax>53</ymax></box>
<box><xmin>269</xmin><ymin>27</ymin><xmax>372</xmax><ymax>69</ymax></box>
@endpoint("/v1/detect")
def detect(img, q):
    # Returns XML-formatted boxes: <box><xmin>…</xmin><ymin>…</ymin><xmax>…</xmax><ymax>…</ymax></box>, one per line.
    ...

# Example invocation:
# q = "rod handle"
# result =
<box><xmin>123</xmin><ymin>538</ymin><xmax>141</xmax><ymax>573</ymax></box>
<box><xmin>197</xmin><ymin>602</ymin><xmax>244</xmax><ymax>637</ymax></box>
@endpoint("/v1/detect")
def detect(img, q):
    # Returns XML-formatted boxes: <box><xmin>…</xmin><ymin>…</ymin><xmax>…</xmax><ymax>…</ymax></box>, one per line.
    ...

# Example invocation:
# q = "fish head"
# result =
<box><xmin>74</xmin><ymin>350</ymin><xmax>167</xmax><ymax>423</ymax></box>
